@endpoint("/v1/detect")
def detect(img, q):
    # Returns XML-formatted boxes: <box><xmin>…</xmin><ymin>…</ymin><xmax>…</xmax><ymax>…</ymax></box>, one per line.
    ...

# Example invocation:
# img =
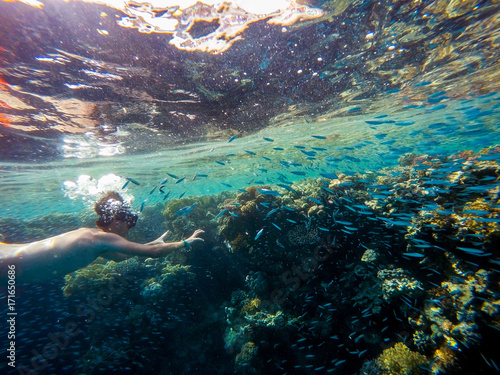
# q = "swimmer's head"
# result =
<box><xmin>95</xmin><ymin>191</ymin><xmax>138</xmax><ymax>230</ymax></box>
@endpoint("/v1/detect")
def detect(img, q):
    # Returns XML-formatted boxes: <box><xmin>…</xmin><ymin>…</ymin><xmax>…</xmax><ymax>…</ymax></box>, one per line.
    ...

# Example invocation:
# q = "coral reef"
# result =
<box><xmin>377</xmin><ymin>268</ymin><xmax>424</xmax><ymax>301</ymax></box>
<box><xmin>6</xmin><ymin>146</ymin><xmax>500</xmax><ymax>374</ymax></box>
<box><xmin>376</xmin><ymin>342</ymin><xmax>427</xmax><ymax>375</ymax></box>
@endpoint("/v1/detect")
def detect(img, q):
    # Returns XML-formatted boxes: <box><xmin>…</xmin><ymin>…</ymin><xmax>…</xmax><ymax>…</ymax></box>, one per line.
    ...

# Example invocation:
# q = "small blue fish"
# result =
<box><xmin>428</xmin><ymin>104</ymin><xmax>447</xmax><ymax>111</ymax></box>
<box><xmin>308</xmin><ymin>196</ymin><xmax>322</xmax><ymax>205</ymax></box>
<box><xmin>277</xmin><ymin>184</ymin><xmax>299</xmax><ymax>195</ymax></box>
<box><xmin>166</xmin><ymin>173</ymin><xmax>178</xmax><ymax>179</ymax></box>
<box><xmin>228</xmin><ymin>135</ymin><xmax>238</xmax><ymax>143</ymax></box>
<box><xmin>263</xmin><ymin>137</ymin><xmax>274</xmax><ymax>142</ymax></box>
<box><xmin>245</xmin><ymin>150</ymin><xmax>256</xmax><ymax>155</ymax></box>
<box><xmin>273</xmin><ymin>147</ymin><xmax>284</xmax><ymax>151</ymax></box>
<box><xmin>257</xmin><ymin>187</ymin><xmax>281</xmax><ymax>196</ymax></box>
<box><xmin>215</xmin><ymin>161</ymin><xmax>225</xmax><ymax>165</ymax></box>
<box><xmin>320</xmin><ymin>172</ymin><xmax>338</xmax><ymax>179</ymax></box>
<box><xmin>174</xmin><ymin>203</ymin><xmax>197</xmax><ymax>216</ymax></box>
<box><xmin>322</xmin><ymin>187</ymin><xmax>335</xmax><ymax>194</ymax></box>
<box><xmin>385</xmin><ymin>88</ymin><xmax>400</xmax><ymax>94</ymax></box>
<box><xmin>336</xmin><ymin>220</ymin><xmax>352</xmax><ymax>225</ymax></box>
<box><xmin>414</xmin><ymin>81</ymin><xmax>431</xmax><ymax>87</ymax></box>
<box><xmin>221</xmin><ymin>182</ymin><xmax>233</xmax><ymax>188</ymax></box>
<box><xmin>122</xmin><ymin>180</ymin><xmax>130</xmax><ymax>189</ymax></box>
<box><xmin>403</xmin><ymin>252</ymin><xmax>425</xmax><ymax>258</ymax></box>
<box><xmin>395</xmin><ymin>121</ymin><xmax>415</xmax><ymax>126</ymax></box>
<box><xmin>255</xmin><ymin>228</ymin><xmax>264</xmax><ymax>240</ymax></box>
<box><xmin>266</xmin><ymin>207</ymin><xmax>280</xmax><ymax>218</ymax></box>
<box><xmin>229</xmin><ymin>212</ymin><xmax>239</xmax><ymax>217</ymax></box>
<box><xmin>300</xmin><ymin>149</ymin><xmax>317</xmax><ymax>157</ymax></box>
<box><xmin>287</xmin><ymin>219</ymin><xmax>297</xmax><ymax>223</ymax></box>
<box><xmin>175</xmin><ymin>177</ymin><xmax>185</xmax><ymax>184</ymax></box>
<box><xmin>272</xmin><ymin>223</ymin><xmax>282</xmax><ymax>230</ymax></box>
<box><xmin>312</xmin><ymin>135</ymin><xmax>326</xmax><ymax>139</ymax></box>
<box><xmin>215</xmin><ymin>208</ymin><xmax>228</xmax><ymax>219</ymax></box>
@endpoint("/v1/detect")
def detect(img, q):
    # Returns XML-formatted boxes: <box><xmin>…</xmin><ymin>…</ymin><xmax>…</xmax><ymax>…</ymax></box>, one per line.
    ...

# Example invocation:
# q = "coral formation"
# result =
<box><xmin>376</xmin><ymin>342</ymin><xmax>427</xmax><ymax>375</ymax></box>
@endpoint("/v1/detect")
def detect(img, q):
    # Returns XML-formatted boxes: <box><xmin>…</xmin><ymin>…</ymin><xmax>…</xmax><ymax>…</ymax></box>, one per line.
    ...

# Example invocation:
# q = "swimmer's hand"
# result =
<box><xmin>146</xmin><ymin>229</ymin><xmax>204</xmax><ymax>248</ymax></box>
<box><xmin>184</xmin><ymin>229</ymin><xmax>205</xmax><ymax>246</ymax></box>
<box><xmin>146</xmin><ymin>231</ymin><xmax>171</xmax><ymax>246</ymax></box>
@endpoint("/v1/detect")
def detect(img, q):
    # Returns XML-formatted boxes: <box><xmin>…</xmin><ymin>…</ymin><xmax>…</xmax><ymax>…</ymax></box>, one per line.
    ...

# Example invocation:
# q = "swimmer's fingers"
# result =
<box><xmin>191</xmin><ymin>229</ymin><xmax>205</xmax><ymax>238</ymax></box>
<box><xmin>147</xmin><ymin>231</ymin><xmax>170</xmax><ymax>245</ymax></box>
<box><xmin>158</xmin><ymin>230</ymin><xmax>170</xmax><ymax>242</ymax></box>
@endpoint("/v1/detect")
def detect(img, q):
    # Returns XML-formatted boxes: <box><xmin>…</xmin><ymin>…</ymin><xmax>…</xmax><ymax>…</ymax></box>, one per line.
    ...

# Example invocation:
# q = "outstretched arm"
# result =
<box><xmin>97</xmin><ymin>229</ymin><xmax>204</xmax><ymax>259</ymax></box>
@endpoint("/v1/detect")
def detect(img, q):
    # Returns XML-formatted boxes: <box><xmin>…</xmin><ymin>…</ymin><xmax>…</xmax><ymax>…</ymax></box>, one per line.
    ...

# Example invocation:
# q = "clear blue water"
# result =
<box><xmin>1</xmin><ymin>1</ymin><xmax>500</xmax><ymax>374</ymax></box>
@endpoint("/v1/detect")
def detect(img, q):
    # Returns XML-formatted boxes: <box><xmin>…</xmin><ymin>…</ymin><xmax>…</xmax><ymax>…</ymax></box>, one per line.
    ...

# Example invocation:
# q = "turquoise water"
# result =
<box><xmin>2</xmin><ymin>94</ymin><xmax>500</xmax><ymax>219</ymax></box>
<box><xmin>1</xmin><ymin>1</ymin><xmax>500</xmax><ymax>374</ymax></box>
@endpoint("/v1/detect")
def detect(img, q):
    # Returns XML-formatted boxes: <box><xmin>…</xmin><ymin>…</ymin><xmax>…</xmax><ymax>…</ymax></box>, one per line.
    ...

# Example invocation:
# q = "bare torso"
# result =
<box><xmin>0</xmin><ymin>228</ymin><xmax>102</xmax><ymax>283</ymax></box>
<box><xmin>0</xmin><ymin>227</ymin><xmax>202</xmax><ymax>284</ymax></box>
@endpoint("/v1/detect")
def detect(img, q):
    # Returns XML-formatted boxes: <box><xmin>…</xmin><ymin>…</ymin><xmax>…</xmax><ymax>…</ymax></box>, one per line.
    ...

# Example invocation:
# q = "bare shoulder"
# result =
<box><xmin>74</xmin><ymin>228</ymin><xmax>125</xmax><ymax>246</ymax></box>
<box><xmin>59</xmin><ymin>228</ymin><xmax>105</xmax><ymax>248</ymax></box>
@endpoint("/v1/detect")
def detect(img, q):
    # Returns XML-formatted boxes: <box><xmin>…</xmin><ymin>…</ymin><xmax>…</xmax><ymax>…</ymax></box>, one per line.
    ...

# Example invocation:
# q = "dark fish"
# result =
<box><xmin>126</xmin><ymin>177</ymin><xmax>140</xmax><ymax>185</ymax></box>
<box><xmin>300</xmin><ymin>149</ymin><xmax>317</xmax><ymax>156</ymax></box>
<box><xmin>263</xmin><ymin>137</ymin><xmax>274</xmax><ymax>142</ymax></box>
<box><xmin>245</xmin><ymin>150</ymin><xmax>256</xmax><ymax>155</ymax></box>
<box><xmin>312</xmin><ymin>135</ymin><xmax>326</xmax><ymax>139</ymax></box>
<box><xmin>228</xmin><ymin>135</ymin><xmax>238</xmax><ymax>142</ymax></box>
<box><xmin>395</xmin><ymin>121</ymin><xmax>415</xmax><ymax>126</ymax></box>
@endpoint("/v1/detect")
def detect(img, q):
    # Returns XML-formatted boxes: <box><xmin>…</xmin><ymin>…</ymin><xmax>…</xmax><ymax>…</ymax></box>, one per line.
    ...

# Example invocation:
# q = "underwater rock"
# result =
<box><xmin>361</xmin><ymin>248</ymin><xmax>379</xmax><ymax>266</ymax></box>
<box><xmin>377</xmin><ymin>268</ymin><xmax>423</xmax><ymax>301</ymax></box>
<box><xmin>235</xmin><ymin>341</ymin><xmax>258</xmax><ymax>370</ymax></box>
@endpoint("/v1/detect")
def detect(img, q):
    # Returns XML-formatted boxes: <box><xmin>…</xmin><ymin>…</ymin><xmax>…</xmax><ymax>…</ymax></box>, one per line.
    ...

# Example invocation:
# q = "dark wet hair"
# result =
<box><xmin>95</xmin><ymin>191</ymin><xmax>138</xmax><ymax>229</ymax></box>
